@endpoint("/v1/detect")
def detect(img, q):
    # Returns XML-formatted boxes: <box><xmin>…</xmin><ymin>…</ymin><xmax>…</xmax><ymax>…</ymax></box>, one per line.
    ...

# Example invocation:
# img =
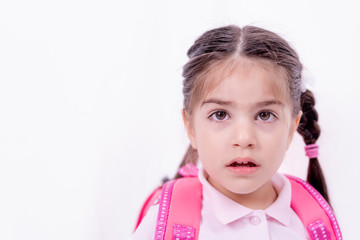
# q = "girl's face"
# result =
<box><xmin>184</xmin><ymin>58</ymin><xmax>301</xmax><ymax>203</ymax></box>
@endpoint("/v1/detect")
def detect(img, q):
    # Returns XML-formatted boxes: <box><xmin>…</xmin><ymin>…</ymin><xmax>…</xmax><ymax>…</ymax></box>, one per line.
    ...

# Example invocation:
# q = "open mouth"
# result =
<box><xmin>226</xmin><ymin>159</ymin><xmax>259</xmax><ymax>175</ymax></box>
<box><xmin>228</xmin><ymin>161</ymin><xmax>257</xmax><ymax>167</ymax></box>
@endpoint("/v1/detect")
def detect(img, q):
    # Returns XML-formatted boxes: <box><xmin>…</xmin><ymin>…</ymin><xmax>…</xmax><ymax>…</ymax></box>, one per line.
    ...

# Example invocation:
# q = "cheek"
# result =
<box><xmin>194</xmin><ymin>124</ymin><xmax>226</xmax><ymax>160</ymax></box>
<box><xmin>261</xmin><ymin>126</ymin><xmax>290</xmax><ymax>157</ymax></box>
<box><xmin>195</xmin><ymin>127</ymin><xmax>216</xmax><ymax>152</ymax></box>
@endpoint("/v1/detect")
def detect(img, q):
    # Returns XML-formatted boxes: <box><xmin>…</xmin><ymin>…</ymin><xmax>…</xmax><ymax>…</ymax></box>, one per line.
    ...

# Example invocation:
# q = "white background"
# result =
<box><xmin>0</xmin><ymin>0</ymin><xmax>359</xmax><ymax>239</ymax></box>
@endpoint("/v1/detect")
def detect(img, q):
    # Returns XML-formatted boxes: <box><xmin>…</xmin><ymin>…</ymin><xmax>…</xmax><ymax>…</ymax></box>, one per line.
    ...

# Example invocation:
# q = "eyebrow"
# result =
<box><xmin>201</xmin><ymin>99</ymin><xmax>233</xmax><ymax>106</ymax></box>
<box><xmin>201</xmin><ymin>98</ymin><xmax>284</xmax><ymax>108</ymax></box>
<box><xmin>256</xmin><ymin>100</ymin><xmax>284</xmax><ymax>108</ymax></box>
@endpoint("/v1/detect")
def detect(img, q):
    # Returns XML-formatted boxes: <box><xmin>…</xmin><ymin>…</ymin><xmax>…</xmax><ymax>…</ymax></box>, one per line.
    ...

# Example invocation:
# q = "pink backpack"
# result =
<box><xmin>135</xmin><ymin>171</ymin><xmax>342</xmax><ymax>240</ymax></box>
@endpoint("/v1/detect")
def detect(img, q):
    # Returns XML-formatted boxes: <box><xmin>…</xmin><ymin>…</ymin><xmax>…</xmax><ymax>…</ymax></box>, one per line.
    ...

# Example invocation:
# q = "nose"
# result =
<box><xmin>231</xmin><ymin>119</ymin><xmax>256</xmax><ymax>148</ymax></box>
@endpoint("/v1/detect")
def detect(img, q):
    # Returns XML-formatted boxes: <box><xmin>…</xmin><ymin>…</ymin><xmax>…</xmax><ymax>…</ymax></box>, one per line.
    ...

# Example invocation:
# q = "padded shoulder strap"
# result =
<box><xmin>286</xmin><ymin>175</ymin><xmax>342</xmax><ymax>240</ymax></box>
<box><xmin>154</xmin><ymin>177</ymin><xmax>202</xmax><ymax>240</ymax></box>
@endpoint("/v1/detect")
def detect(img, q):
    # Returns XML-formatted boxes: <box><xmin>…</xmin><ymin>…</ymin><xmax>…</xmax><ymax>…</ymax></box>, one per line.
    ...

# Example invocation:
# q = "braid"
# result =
<box><xmin>297</xmin><ymin>89</ymin><xmax>330</xmax><ymax>203</ymax></box>
<box><xmin>173</xmin><ymin>145</ymin><xmax>199</xmax><ymax>180</ymax></box>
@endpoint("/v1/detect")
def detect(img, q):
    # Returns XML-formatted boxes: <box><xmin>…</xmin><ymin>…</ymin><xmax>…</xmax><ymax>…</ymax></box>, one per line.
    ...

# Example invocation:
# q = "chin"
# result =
<box><xmin>224</xmin><ymin>183</ymin><xmax>259</xmax><ymax>195</ymax></box>
<box><xmin>230</xmin><ymin>187</ymin><xmax>259</xmax><ymax>195</ymax></box>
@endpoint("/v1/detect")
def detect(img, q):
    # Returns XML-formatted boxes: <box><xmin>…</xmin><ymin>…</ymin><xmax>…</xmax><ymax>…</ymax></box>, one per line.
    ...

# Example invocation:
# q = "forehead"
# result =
<box><xmin>201</xmin><ymin>57</ymin><xmax>290</xmax><ymax>105</ymax></box>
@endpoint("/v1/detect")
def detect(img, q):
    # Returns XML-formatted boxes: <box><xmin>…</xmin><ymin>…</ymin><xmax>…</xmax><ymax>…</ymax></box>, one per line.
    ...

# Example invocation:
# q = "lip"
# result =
<box><xmin>226</xmin><ymin>157</ymin><xmax>260</xmax><ymax>175</ymax></box>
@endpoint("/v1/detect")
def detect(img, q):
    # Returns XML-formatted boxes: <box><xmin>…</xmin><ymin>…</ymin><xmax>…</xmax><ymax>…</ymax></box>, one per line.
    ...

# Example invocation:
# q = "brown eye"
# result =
<box><xmin>257</xmin><ymin>111</ymin><xmax>276</xmax><ymax>122</ymax></box>
<box><xmin>210</xmin><ymin>110</ymin><xmax>229</xmax><ymax>121</ymax></box>
<box><xmin>259</xmin><ymin>112</ymin><xmax>270</xmax><ymax>120</ymax></box>
<box><xmin>215</xmin><ymin>111</ymin><xmax>226</xmax><ymax>120</ymax></box>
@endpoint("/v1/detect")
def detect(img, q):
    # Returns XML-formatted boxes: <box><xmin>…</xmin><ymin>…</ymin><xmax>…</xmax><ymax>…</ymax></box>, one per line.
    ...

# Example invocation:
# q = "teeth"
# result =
<box><xmin>236</xmin><ymin>161</ymin><xmax>248</xmax><ymax>164</ymax></box>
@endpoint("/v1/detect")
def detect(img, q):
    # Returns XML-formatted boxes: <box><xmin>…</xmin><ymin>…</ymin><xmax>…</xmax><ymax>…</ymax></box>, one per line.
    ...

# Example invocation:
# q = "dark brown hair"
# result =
<box><xmin>175</xmin><ymin>25</ymin><xmax>329</xmax><ymax>203</ymax></box>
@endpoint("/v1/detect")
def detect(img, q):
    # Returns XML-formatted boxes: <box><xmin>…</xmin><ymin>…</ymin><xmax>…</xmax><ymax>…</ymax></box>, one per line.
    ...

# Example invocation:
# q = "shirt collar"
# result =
<box><xmin>198</xmin><ymin>168</ymin><xmax>293</xmax><ymax>226</ymax></box>
<box><xmin>264</xmin><ymin>173</ymin><xmax>293</xmax><ymax>226</ymax></box>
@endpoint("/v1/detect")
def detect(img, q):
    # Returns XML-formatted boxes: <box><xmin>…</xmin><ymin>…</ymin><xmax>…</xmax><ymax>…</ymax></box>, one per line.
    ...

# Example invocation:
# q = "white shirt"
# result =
<box><xmin>129</xmin><ymin>170</ymin><xmax>308</xmax><ymax>240</ymax></box>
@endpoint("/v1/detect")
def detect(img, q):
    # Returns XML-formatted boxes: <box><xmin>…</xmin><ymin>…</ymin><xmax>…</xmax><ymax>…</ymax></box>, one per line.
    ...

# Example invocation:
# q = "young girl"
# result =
<box><xmin>130</xmin><ymin>25</ymin><xmax>342</xmax><ymax>240</ymax></box>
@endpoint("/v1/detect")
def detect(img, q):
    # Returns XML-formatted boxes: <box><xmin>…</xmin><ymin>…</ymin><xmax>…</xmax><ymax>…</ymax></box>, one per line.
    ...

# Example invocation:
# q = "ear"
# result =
<box><xmin>182</xmin><ymin>109</ymin><xmax>198</xmax><ymax>149</ymax></box>
<box><xmin>286</xmin><ymin>111</ymin><xmax>303</xmax><ymax>149</ymax></box>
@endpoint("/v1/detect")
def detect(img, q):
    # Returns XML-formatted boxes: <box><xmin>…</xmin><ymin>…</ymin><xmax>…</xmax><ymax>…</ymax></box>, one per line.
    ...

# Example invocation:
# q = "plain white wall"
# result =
<box><xmin>0</xmin><ymin>0</ymin><xmax>358</xmax><ymax>239</ymax></box>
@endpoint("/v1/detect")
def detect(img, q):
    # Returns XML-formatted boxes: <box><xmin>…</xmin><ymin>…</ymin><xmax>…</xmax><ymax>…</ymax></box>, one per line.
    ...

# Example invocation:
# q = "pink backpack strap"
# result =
<box><xmin>286</xmin><ymin>175</ymin><xmax>343</xmax><ymax>240</ymax></box>
<box><xmin>134</xmin><ymin>186</ymin><xmax>162</xmax><ymax>231</ymax></box>
<box><xmin>154</xmin><ymin>177</ymin><xmax>202</xmax><ymax>240</ymax></box>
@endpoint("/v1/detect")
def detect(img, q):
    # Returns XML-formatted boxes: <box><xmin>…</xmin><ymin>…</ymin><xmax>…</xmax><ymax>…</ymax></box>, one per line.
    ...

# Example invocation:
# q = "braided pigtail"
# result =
<box><xmin>173</xmin><ymin>145</ymin><xmax>199</xmax><ymax>179</ymax></box>
<box><xmin>297</xmin><ymin>89</ymin><xmax>330</xmax><ymax>203</ymax></box>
